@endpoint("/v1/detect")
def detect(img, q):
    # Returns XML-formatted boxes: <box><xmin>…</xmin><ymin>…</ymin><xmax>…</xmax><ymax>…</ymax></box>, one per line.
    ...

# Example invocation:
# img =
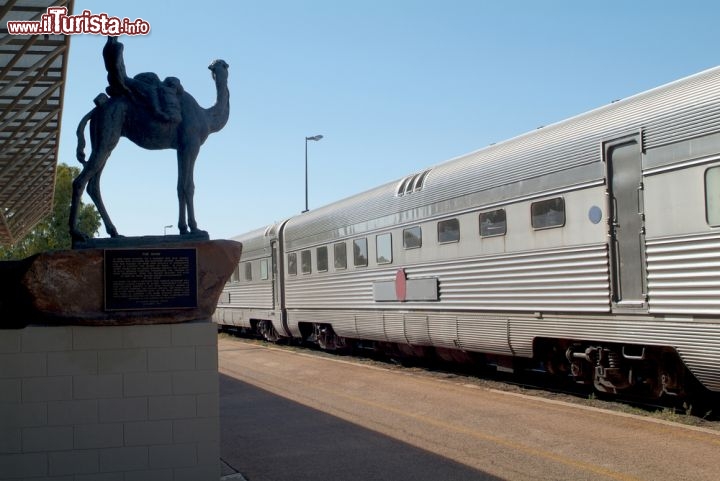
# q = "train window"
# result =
<box><xmin>438</xmin><ymin>218</ymin><xmax>460</xmax><ymax>243</ymax></box>
<box><xmin>231</xmin><ymin>265</ymin><xmax>240</xmax><ymax>282</ymax></box>
<box><xmin>288</xmin><ymin>253</ymin><xmax>297</xmax><ymax>276</ymax></box>
<box><xmin>301</xmin><ymin>250</ymin><xmax>312</xmax><ymax>274</ymax></box>
<box><xmin>260</xmin><ymin>259</ymin><xmax>269</xmax><ymax>280</ymax></box>
<box><xmin>317</xmin><ymin>246</ymin><xmax>328</xmax><ymax>272</ymax></box>
<box><xmin>376</xmin><ymin>233</ymin><xmax>392</xmax><ymax>264</ymax></box>
<box><xmin>531</xmin><ymin>197</ymin><xmax>565</xmax><ymax>229</ymax></box>
<box><xmin>334</xmin><ymin>242</ymin><xmax>347</xmax><ymax>270</ymax></box>
<box><xmin>403</xmin><ymin>226</ymin><xmax>422</xmax><ymax>249</ymax></box>
<box><xmin>480</xmin><ymin>209</ymin><xmax>506</xmax><ymax>237</ymax></box>
<box><xmin>353</xmin><ymin>238</ymin><xmax>368</xmax><ymax>267</ymax></box>
<box><xmin>705</xmin><ymin>167</ymin><xmax>720</xmax><ymax>226</ymax></box>
<box><xmin>244</xmin><ymin>262</ymin><xmax>252</xmax><ymax>281</ymax></box>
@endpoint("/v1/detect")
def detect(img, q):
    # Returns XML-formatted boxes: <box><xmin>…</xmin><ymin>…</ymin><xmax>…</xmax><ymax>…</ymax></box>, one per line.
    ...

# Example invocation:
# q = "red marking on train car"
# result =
<box><xmin>395</xmin><ymin>269</ymin><xmax>407</xmax><ymax>302</ymax></box>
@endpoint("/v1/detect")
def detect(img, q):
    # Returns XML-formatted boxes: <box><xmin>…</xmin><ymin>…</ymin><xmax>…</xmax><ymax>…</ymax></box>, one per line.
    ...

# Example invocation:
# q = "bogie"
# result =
<box><xmin>534</xmin><ymin>339</ymin><xmax>689</xmax><ymax>399</ymax></box>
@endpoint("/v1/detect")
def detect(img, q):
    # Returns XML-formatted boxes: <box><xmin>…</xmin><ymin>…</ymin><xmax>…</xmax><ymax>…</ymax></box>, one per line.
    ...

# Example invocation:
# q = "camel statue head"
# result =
<box><xmin>209</xmin><ymin>59</ymin><xmax>229</xmax><ymax>81</ymax></box>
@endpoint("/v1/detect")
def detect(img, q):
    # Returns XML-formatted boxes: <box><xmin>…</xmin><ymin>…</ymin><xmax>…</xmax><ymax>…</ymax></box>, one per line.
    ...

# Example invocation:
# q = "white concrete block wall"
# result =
<box><xmin>0</xmin><ymin>321</ymin><xmax>219</xmax><ymax>481</ymax></box>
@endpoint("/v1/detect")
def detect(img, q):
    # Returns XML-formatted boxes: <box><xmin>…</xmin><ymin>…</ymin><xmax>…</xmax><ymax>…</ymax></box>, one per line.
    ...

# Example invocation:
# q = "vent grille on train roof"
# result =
<box><xmin>396</xmin><ymin>169</ymin><xmax>431</xmax><ymax>197</ymax></box>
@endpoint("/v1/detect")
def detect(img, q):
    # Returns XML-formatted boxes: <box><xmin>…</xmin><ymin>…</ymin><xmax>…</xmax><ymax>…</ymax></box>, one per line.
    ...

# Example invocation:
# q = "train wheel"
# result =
<box><xmin>312</xmin><ymin>323</ymin><xmax>348</xmax><ymax>351</ymax></box>
<box><xmin>257</xmin><ymin>320</ymin><xmax>280</xmax><ymax>342</ymax></box>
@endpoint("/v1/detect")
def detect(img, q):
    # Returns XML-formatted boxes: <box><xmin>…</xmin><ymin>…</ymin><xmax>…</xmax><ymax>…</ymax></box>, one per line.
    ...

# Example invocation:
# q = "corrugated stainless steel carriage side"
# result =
<box><xmin>278</xmin><ymin>66</ymin><xmax>720</xmax><ymax>393</ymax></box>
<box><xmin>213</xmin><ymin>223</ymin><xmax>283</xmax><ymax>332</ymax></box>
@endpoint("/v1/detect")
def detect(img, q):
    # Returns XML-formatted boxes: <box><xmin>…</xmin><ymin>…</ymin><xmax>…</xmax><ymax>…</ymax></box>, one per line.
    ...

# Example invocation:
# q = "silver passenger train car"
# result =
<box><xmin>216</xmin><ymin>66</ymin><xmax>720</xmax><ymax>398</ymax></box>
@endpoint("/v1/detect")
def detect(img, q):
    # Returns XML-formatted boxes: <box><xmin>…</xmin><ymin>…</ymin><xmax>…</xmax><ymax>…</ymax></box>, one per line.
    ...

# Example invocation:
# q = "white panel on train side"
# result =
<box><xmin>644</xmin><ymin>161</ymin><xmax>716</xmax><ymax>239</ymax></box>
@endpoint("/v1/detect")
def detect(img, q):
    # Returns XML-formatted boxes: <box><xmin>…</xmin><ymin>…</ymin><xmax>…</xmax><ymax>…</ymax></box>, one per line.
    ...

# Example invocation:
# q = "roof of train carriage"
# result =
<box><xmin>282</xmin><ymin>65</ymin><xmax>720</xmax><ymax>249</ymax></box>
<box><xmin>230</xmin><ymin>222</ymin><xmax>286</xmax><ymax>261</ymax></box>
<box><xmin>0</xmin><ymin>0</ymin><xmax>74</xmax><ymax>246</ymax></box>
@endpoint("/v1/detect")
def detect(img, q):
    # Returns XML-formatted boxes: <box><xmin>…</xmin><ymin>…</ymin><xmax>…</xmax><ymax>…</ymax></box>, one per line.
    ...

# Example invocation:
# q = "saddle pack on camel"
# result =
<box><xmin>101</xmin><ymin>36</ymin><xmax>183</xmax><ymax>123</ymax></box>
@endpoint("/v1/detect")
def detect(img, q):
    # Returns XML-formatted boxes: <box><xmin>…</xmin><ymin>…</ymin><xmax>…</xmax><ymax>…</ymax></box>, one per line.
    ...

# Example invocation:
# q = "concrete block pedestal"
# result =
<box><xmin>0</xmin><ymin>239</ymin><xmax>241</xmax><ymax>480</ymax></box>
<box><xmin>0</xmin><ymin>321</ymin><xmax>220</xmax><ymax>480</ymax></box>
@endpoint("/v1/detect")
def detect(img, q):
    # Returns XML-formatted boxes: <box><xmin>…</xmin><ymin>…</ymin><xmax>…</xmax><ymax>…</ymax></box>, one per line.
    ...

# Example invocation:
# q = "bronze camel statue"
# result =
<box><xmin>69</xmin><ymin>37</ymin><xmax>230</xmax><ymax>242</ymax></box>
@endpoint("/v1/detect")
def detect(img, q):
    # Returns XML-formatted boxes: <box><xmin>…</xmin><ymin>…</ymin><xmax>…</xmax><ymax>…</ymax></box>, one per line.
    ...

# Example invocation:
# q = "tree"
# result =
<box><xmin>0</xmin><ymin>164</ymin><xmax>100</xmax><ymax>260</ymax></box>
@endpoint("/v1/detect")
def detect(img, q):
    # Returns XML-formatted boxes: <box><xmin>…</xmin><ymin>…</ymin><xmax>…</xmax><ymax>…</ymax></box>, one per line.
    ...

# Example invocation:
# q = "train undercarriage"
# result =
<box><xmin>226</xmin><ymin>320</ymin><xmax>703</xmax><ymax>405</ymax></box>
<box><xmin>536</xmin><ymin>339</ymin><xmax>688</xmax><ymax>399</ymax></box>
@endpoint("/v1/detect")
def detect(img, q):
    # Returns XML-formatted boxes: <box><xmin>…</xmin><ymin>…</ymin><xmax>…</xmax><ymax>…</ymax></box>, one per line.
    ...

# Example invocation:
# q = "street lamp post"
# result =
<box><xmin>304</xmin><ymin>134</ymin><xmax>323</xmax><ymax>213</ymax></box>
<box><xmin>164</xmin><ymin>224</ymin><xmax>173</xmax><ymax>235</ymax></box>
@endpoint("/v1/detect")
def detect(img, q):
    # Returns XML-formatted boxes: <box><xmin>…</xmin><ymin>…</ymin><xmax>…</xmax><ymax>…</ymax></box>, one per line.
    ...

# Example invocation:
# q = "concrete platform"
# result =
<box><xmin>219</xmin><ymin>373</ymin><xmax>497</xmax><ymax>481</ymax></box>
<box><xmin>217</xmin><ymin>337</ymin><xmax>720</xmax><ymax>481</ymax></box>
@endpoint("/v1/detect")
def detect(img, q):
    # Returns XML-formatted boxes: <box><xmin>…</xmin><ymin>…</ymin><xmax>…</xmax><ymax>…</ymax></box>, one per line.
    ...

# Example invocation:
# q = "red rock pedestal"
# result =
<box><xmin>0</xmin><ymin>239</ymin><xmax>241</xmax><ymax>327</ymax></box>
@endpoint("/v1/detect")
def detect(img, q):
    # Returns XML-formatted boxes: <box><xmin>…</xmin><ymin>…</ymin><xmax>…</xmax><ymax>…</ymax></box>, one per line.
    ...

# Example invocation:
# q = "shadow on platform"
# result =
<box><xmin>219</xmin><ymin>373</ymin><xmax>503</xmax><ymax>481</ymax></box>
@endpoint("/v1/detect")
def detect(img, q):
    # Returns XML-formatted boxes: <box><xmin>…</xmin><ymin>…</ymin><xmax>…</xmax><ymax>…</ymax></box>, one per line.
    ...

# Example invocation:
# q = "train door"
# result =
<box><xmin>271</xmin><ymin>239</ymin><xmax>281</xmax><ymax>310</ymax></box>
<box><xmin>271</xmin><ymin>239</ymin><xmax>290</xmax><ymax>336</ymax></box>
<box><xmin>605</xmin><ymin>135</ymin><xmax>647</xmax><ymax>309</ymax></box>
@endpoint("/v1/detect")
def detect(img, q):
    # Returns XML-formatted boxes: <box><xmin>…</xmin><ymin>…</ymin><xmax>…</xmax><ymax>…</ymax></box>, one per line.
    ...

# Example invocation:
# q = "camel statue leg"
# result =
<box><xmin>176</xmin><ymin>142</ymin><xmax>205</xmax><ymax>235</ymax></box>
<box><xmin>70</xmin><ymin>106</ymin><xmax>124</xmax><ymax>241</ymax></box>
<box><xmin>87</xmin><ymin>168</ymin><xmax>120</xmax><ymax>238</ymax></box>
<box><xmin>69</xmin><ymin>171</ymin><xmax>89</xmax><ymax>241</ymax></box>
<box><xmin>71</xmin><ymin>148</ymin><xmax>120</xmax><ymax>241</ymax></box>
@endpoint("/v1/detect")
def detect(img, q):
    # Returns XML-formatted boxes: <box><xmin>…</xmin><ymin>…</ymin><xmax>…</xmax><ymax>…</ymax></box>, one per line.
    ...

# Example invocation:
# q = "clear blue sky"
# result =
<box><xmin>58</xmin><ymin>0</ymin><xmax>720</xmax><ymax>239</ymax></box>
